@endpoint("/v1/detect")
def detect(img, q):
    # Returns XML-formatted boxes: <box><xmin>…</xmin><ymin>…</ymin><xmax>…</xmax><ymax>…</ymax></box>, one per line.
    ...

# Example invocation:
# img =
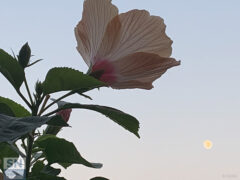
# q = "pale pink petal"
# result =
<box><xmin>111</xmin><ymin>52</ymin><xmax>180</xmax><ymax>89</ymax></box>
<box><xmin>95</xmin><ymin>15</ymin><xmax>121</xmax><ymax>60</ymax></box>
<box><xmin>96</xmin><ymin>10</ymin><xmax>172</xmax><ymax>61</ymax></box>
<box><xmin>75</xmin><ymin>0</ymin><xmax>118</xmax><ymax>66</ymax></box>
<box><xmin>111</xmin><ymin>80</ymin><xmax>153</xmax><ymax>90</ymax></box>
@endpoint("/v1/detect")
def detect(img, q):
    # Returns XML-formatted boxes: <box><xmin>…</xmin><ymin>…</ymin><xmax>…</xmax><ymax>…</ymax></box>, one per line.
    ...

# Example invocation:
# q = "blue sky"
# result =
<box><xmin>1</xmin><ymin>0</ymin><xmax>240</xmax><ymax>179</ymax></box>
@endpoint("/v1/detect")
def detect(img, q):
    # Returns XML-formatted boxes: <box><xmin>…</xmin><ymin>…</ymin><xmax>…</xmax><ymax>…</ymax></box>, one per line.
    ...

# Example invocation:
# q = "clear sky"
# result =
<box><xmin>1</xmin><ymin>0</ymin><xmax>240</xmax><ymax>180</ymax></box>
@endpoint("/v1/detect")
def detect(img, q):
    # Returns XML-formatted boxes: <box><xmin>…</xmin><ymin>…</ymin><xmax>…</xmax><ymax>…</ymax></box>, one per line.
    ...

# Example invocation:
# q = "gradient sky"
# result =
<box><xmin>1</xmin><ymin>0</ymin><xmax>240</xmax><ymax>180</ymax></box>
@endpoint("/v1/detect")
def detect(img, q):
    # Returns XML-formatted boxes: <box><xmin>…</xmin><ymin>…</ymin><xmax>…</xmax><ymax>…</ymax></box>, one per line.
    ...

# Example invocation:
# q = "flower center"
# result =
<box><xmin>91</xmin><ymin>59</ymin><xmax>117</xmax><ymax>84</ymax></box>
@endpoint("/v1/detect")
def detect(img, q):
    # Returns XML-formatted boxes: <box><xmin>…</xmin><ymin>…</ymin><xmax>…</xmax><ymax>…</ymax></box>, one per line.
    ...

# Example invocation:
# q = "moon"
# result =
<box><xmin>203</xmin><ymin>140</ymin><xmax>213</xmax><ymax>150</ymax></box>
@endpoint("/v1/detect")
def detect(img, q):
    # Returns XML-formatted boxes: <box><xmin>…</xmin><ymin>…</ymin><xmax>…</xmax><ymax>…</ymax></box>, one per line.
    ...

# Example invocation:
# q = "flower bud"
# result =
<box><xmin>35</xmin><ymin>81</ymin><xmax>43</xmax><ymax>96</ymax></box>
<box><xmin>52</xmin><ymin>99</ymin><xmax>72</xmax><ymax>123</ymax></box>
<box><xmin>18</xmin><ymin>42</ymin><xmax>31</xmax><ymax>68</ymax></box>
<box><xmin>44</xmin><ymin>99</ymin><xmax>72</xmax><ymax>135</ymax></box>
<box><xmin>56</xmin><ymin>109</ymin><xmax>72</xmax><ymax>123</ymax></box>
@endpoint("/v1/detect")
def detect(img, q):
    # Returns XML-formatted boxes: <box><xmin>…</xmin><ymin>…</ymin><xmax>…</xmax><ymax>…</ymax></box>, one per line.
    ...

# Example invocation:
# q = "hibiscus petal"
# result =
<box><xmin>97</xmin><ymin>9</ymin><xmax>173</xmax><ymax>61</ymax></box>
<box><xmin>111</xmin><ymin>80</ymin><xmax>154</xmax><ymax>90</ymax></box>
<box><xmin>75</xmin><ymin>0</ymin><xmax>118</xmax><ymax>66</ymax></box>
<box><xmin>111</xmin><ymin>52</ymin><xmax>180</xmax><ymax>89</ymax></box>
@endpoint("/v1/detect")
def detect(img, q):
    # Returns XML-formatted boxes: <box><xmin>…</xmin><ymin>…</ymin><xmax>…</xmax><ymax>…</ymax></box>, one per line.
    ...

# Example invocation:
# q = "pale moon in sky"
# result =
<box><xmin>203</xmin><ymin>140</ymin><xmax>213</xmax><ymax>150</ymax></box>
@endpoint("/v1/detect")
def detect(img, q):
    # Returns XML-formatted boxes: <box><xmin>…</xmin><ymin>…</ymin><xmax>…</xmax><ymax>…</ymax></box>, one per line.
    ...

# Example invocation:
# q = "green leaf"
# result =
<box><xmin>0</xmin><ymin>142</ymin><xmax>19</xmax><ymax>171</ymax></box>
<box><xmin>90</xmin><ymin>177</ymin><xmax>109</xmax><ymax>180</ymax></box>
<box><xmin>41</xmin><ymin>165</ymin><xmax>61</xmax><ymax>176</ymax></box>
<box><xmin>28</xmin><ymin>161</ymin><xmax>66</xmax><ymax>180</ymax></box>
<box><xmin>0</xmin><ymin>49</ymin><xmax>25</xmax><ymax>89</ymax></box>
<box><xmin>31</xmin><ymin>161</ymin><xmax>45</xmax><ymax>175</ymax></box>
<box><xmin>0</xmin><ymin>103</ymin><xmax>15</xmax><ymax>116</ymax></box>
<box><xmin>42</xmin><ymin>67</ymin><xmax>105</xmax><ymax>94</ymax></box>
<box><xmin>29</xmin><ymin>175</ymin><xmax>66</xmax><ymax>180</ymax></box>
<box><xmin>35</xmin><ymin>135</ymin><xmax>101</xmax><ymax>169</ymax></box>
<box><xmin>44</xmin><ymin>115</ymin><xmax>69</xmax><ymax>135</ymax></box>
<box><xmin>58</xmin><ymin>103</ymin><xmax>140</xmax><ymax>138</ymax></box>
<box><xmin>0</xmin><ymin>96</ymin><xmax>31</xmax><ymax>117</ymax></box>
<box><xmin>0</xmin><ymin>114</ymin><xmax>61</xmax><ymax>143</ymax></box>
<box><xmin>31</xmin><ymin>161</ymin><xmax>61</xmax><ymax>176</ymax></box>
<box><xmin>44</xmin><ymin>125</ymin><xmax>62</xmax><ymax>136</ymax></box>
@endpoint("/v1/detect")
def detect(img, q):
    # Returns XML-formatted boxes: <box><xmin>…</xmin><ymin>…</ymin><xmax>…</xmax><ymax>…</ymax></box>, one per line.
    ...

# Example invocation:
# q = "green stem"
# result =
<box><xmin>43</xmin><ymin>108</ymin><xmax>61</xmax><ymax>117</ymax></box>
<box><xmin>38</xmin><ymin>95</ymin><xmax>50</xmax><ymax>116</ymax></box>
<box><xmin>16</xmin><ymin>89</ymin><xmax>32</xmax><ymax>109</ymax></box>
<box><xmin>21</xmin><ymin>139</ymin><xmax>27</xmax><ymax>153</ymax></box>
<box><xmin>24</xmin><ymin>91</ymin><xmax>76</xmax><ymax>177</ymax></box>
<box><xmin>9</xmin><ymin>143</ymin><xmax>26</xmax><ymax>158</ymax></box>
<box><xmin>24</xmin><ymin>77</ymin><xmax>34</xmax><ymax>105</ymax></box>
<box><xmin>25</xmin><ymin>107</ymin><xmax>38</xmax><ymax>178</ymax></box>
<box><xmin>39</xmin><ymin>91</ymin><xmax>75</xmax><ymax>115</ymax></box>
<box><xmin>25</xmin><ymin>132</ymin><xmax>34</xmax><ymax>178</ymax></box>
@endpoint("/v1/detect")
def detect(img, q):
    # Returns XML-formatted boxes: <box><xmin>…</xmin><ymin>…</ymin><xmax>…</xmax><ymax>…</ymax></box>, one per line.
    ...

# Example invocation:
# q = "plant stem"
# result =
<box><xmin>25</xmin><ymin>132</ymin><xmax>34</xmax><ymax>178</ymax></box>
<box><xmin>16</xmin><ymin>89</ymin><xmax>32</xmax><ymax>109</ymax></box>
<box><xmin>25</xmin><ymin>106</ymin><xmax>38</xmax><ymax>178</ymax></box>
<box><xmin>10</xmin><ymin>143</ymin><xmax>26</xmax><ymax>158</ymax></box>
<box><xmin>24</xmin><ymin>77</ymin><xmax>34</xmax><ymax>105</ymax></box>
<box><xmin>43</xmin><ymin>108</ymin><xmax>61</xmax><ymax>117</ymax></box>
<box><xmin>38</xmin><ymin>94</ymin><xmax>50</xmax><ymax>116</ymax></box>
<box><xmin>24</xmin><ymin>91</ymin><xmax>75</xmax><ymax>177</ymax></box>
<box><xmin>39</xmin><ymin>91</ymin><xmax>74</xmax><ymax>115</ymax></box>
<box><xmin>21</xmin><ymin>139</ymin><xmax>27</xmax><ymax>152</ymax></box>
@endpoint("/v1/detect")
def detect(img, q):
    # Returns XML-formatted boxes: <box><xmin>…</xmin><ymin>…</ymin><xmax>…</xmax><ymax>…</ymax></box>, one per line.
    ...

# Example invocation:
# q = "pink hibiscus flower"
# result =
<box><xmin>75</xmin><ymin>0</ymin><xmax>180</xmax><ymax>89</ymax></box>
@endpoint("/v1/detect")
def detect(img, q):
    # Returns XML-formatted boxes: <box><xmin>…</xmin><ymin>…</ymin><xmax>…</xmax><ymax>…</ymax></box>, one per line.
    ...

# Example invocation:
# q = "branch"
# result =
<box><xmin>38</xmin><ymin>94</ymin><xmax>50</xmax><ymax>116</ymax></box>
<box><xmin>39</xmin><ymin>91</ymin><xmax>74</xmax><ymax>115</ymax></box>
<box><xmin>9</xmin><ymin>143</ymin><xmax>26</xmax><ymax>158</ymax></box>
<box><xmin>16</xmin><ymin>89</ymin><xmax>32</xmax><ymax>109</ymax></box>
<box><xmin>25</xmin><ymin>133</ymin><xmax>34</xmax><ymax>178</ymax></box>
<box><xmin>24</xmin><ymin>77</ymin><xmax>33</xmax><ymax>105</ymax></box>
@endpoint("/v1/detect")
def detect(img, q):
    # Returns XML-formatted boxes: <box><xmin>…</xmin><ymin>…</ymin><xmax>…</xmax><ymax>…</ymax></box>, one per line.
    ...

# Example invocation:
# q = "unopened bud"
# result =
<box><xmin>18</xmin><ymin>42</ymin><xmax>31</xmax><ymax>68</ymax></box>
<box><xmin>56</xmin><ymin>109</ymin><xmax>72</xmax><ymax>122</ymax></box>
<box><xmin>35</xmin><ymin>81</ymin><xmax>43</xmax><ymax>96</ymax></box>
